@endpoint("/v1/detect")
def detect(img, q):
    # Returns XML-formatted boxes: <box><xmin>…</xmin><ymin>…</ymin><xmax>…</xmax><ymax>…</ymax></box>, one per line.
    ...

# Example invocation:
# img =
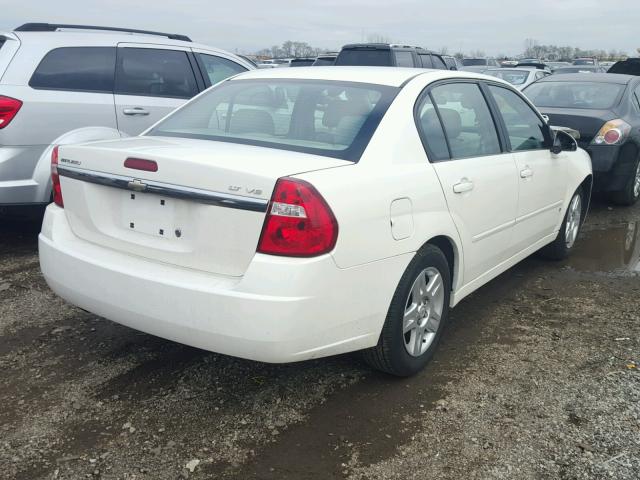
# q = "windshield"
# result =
<box><xmin>524</xmin><ymin>81</ymin><xmax>624</xmax><ymax>110</ymax></box>
<box><xmin>462</xmin><ymin>58</ymin><xmax>487</xmax><ymax>66</ymax></box>
<box><xmin>147</xmin><ymin>79</ymin><xmax>398</xmax><ymax>161</ymax></box>
<box><xmin>335</xmin><ymin>49</ymin><xmax>392</xmax><ymax>66</ymax></box>
<box><xmin>573</xmin><ymin>59</ymin><xmax>595</xmax><ymax>65</ymax></box>
<box><xmin>486</xmin><ymin>70</ymin><xmax>530</xmax><ymax>85</ymax></box>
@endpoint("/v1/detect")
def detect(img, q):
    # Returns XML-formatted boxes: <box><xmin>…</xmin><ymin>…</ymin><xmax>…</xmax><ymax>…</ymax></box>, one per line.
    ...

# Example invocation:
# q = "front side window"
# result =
<box><xmin>148</xmin><ymin>79</ymin><xmax>397</xmax><ymax>160</ymax></box>
<box><xmin>430</xmin><ymin>82</ymin><xmax>501</xmax><ymax>159</ymax></box>
<box><xmin>488</xmin><ymin>85</ymin><xmax>549</xmax><ymax>151</ymax></box>
<box><xmin>198</xmin><ymin>54</ymin><xmax>247</xmax><ymax>86</ymax></box>
<box><xmin>524</xmin><ymin>81</ymin><xmax>624</xmax><ymax>110</ymax></box>
<box><xmin>419</xmin><ymin>54</ymin><xmax>433</xmax><ymax>68</ymax></box>
<box><xmin>115</xmin><ymin>48</ymin><xmax>198</xmax><ymax>99</ymax></box>
<box><xmin>431</xmin><ymin>55</ymin><xmax>447</xmax><ymax>70</ymax></box>
<box><xmin>30</xmin><ymin>47</ymin><xmax>116</xmax><ymax>93</ymax></box>
<box><xmin>395</xmin><ymin>51</ymin><xmax>414</xmax><ymax>67</ymax></box>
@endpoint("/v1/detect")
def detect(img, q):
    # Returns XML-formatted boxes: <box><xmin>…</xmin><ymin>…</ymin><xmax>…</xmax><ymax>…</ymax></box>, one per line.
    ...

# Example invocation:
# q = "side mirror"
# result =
<box><xmin>551</xmin><ymin>129</ymin><xmax>578</xmax><ymax>154</ymax></box>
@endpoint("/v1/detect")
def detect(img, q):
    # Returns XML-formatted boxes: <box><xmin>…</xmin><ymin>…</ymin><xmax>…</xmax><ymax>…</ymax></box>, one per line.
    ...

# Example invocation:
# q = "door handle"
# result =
<box><xmin>520</xmin><ymin>167</ymin><xmax>534</xmax><ymax>179</ymax></box>
<box><xmin>123</xmin><ymin>107</ymin><xmax>150</xmax><ymax>116</ymax></box>
<box><xmin>453</xmin><ymin>179</ymin><xmax>474</xmax><ymax>194</ymax></box>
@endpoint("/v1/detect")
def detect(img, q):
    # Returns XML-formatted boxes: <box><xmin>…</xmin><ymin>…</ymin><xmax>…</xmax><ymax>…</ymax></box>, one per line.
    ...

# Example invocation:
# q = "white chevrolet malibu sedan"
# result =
<box><xmin>39</xmin><ymin>67</ymin><xmax>592</xmax><ymax>376</ymax></box>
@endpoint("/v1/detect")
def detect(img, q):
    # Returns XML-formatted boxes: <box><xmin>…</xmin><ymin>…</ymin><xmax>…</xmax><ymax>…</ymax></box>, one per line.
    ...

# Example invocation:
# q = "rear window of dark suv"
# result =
<box><xmin>335</xmin><ymin>49</ymin><xmax>392</xmax><ymax>66</ymax></box>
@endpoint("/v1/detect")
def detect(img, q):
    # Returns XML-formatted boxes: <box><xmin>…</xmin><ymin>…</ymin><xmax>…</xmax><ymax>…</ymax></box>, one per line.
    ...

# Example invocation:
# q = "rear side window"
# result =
<box><xmin>430</xmin><ymin>82</ymin><xmax>501</xmax><ymax>159</ymax></box>
<box><xmin>115</xmin><ymin>48</ymin><xmax>198</xmax><ymax>99</ymax></box>
<box><xmin>197</xmin><ymin>54</ymin><xmax>247</xmax><ymax>86</ymax></box>
<box><xmin>335</xmin><ymin>49</ymin><xmax>392</xmax><ymax>66</ymax></box>
<box><xmin>395</xmin><ymin>51</ymin><xmax>414</xmax><ymax>67</ymax></box>
<box><xmin>30</xmin><ymin>47</ymin><xmax>116</xmax><ymax>93</ymax></box>
<box><xmin>415</xmin><ymin>95</ymin><xmax>450</xmax><ymax>161</ymax></box>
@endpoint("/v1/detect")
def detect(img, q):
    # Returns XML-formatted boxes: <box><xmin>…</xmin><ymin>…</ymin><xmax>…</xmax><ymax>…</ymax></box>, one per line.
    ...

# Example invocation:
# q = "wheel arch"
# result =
<box><xmin>419</xmin><ymin>234</ymin><xmax>462</xmax><ymax>295</ymax></box>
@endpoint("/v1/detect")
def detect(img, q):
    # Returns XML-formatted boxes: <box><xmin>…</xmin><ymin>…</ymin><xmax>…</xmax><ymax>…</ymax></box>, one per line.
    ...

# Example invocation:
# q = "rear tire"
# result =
<box><xmin>609</xmin><ymin>156</ymin><xmax>640</xmax><ymax>206</ymax></box>
<box><xmin>362</xmin><ymin>245</ymin><xmax>451</xmax><ymax>377</ymax></box>
<box><xmin>539</xmin><ymin>187</ymin><xmax>583</xmax><ymax>261</ymax></box>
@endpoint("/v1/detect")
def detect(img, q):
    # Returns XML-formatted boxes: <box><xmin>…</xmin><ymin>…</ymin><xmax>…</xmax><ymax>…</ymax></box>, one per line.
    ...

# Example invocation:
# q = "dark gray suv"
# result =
<box><xmin>335</xmin><ymin>44</ymin><xmax>450</xmax><ymax>70</ymax></box>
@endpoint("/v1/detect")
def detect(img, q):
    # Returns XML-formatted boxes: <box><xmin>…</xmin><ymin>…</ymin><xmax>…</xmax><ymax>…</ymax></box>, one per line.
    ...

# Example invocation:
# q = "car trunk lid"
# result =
<box><xmin>58</xmin><ymin>136</ymin><xmax>349</xmax><ymax>277</ymax></box>
<box><xmin>539</xmin><ymin>107</ymin><xmax>616</xmax><ymax>147</ymax></box>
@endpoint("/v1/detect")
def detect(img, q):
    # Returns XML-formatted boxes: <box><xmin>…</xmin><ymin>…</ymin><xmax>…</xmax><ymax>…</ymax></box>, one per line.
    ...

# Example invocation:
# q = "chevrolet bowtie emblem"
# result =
<box><xmin>127</xmin><ymin>179</ymin><xmax>147</xmax><ymax>192</ymax></box>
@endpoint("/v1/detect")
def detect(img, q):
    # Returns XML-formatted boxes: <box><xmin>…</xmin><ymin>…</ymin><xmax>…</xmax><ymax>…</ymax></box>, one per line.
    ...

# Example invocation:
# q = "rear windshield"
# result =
<box><xmin>335</xmin><ymin>49</ymin><xmax>392</xmax><ymax>66</ymax></box>
<box><xmin>313</xmin><ymin>57</ymin><xmax>336</xmax><ymax>66</ymax></box>
<box><xmin>573</xmin><ymin>59</ymin><xmax>595</xmax><ymax>65</ymax></box>
<box><xmin>553</xmin><ymin>67</ymin><xmax>597</xmax><ymax>74</ymax></box>
<box><xmin>462</xmin><ymin>59</ymin><xmax>487</xmax><ymax>66</ymax></box>
<box><xmin>147</xmin><ymin>79</ymin><xmax>398</xmax><ymax>161</ymax></box>
<box><xmin>609</xmin><ymin>61</ymin><xmax>640</xmax><ymax>76</ymax></box>
<box><xmin>524</xmin><ymin>81</ymin><xmax>624</xmax><ymax>110</ymax></box>
<box><xmin>487</xmin><ymin>70</ymin><xmax>529</xmax><ymax>85</ymax></box>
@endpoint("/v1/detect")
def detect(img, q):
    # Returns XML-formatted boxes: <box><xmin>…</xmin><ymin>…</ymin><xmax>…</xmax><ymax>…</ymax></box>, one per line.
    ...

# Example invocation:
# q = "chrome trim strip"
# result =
<box><xmin>57</xmin><ymin>164</ymin><xmax>268</xmax><ymax>213</ymax></box>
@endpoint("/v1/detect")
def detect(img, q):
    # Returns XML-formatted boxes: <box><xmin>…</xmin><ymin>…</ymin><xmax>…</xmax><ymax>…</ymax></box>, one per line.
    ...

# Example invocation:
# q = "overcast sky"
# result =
<box><xmin>1</xmin><ymin>0</ymin><xmax>638</xmax><ymax>56</ymax></box>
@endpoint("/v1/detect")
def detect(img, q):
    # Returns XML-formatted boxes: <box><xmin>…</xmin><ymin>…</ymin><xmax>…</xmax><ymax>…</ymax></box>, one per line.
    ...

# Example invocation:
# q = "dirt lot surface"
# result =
<box><xmin>1</xmin><ymin>199</ymin><xmax>639</xmax><ymax>480</ymax></box>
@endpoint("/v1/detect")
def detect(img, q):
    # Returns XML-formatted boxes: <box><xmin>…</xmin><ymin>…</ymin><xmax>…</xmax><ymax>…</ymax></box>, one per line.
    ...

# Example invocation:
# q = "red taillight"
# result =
<box><xmin>51</xmin><ymin>145</ymin><xmax>63</xmax><ymax>207</ymax></box>
<box><xmin>124</xmin><ymin>158</ymin><xmax>158</xmax><ymax>172</ymax></box>
<box><xmin>0</xmin><ymin>96</ymin><xmax>22</xmax><ymax>129</ymax></box>
<box><xmin>257</xmin><ymin>178</ymin><xmax>338</xmax><ymax>257</ymax></box>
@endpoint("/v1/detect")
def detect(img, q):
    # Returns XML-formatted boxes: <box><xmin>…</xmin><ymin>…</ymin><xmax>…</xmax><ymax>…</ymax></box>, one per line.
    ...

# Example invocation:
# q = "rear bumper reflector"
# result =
<box><xmin>57</xmin><ymin>164</ymin><xmax>268</xmax><ymax>212</ymax></box>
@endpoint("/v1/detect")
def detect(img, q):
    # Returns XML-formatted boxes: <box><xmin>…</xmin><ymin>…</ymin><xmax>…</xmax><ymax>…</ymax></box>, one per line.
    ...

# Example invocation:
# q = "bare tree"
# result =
<box><xmin>366</xmin><ymin>32</ymin><xmax>392</xmax><ymax>44</ymax></box>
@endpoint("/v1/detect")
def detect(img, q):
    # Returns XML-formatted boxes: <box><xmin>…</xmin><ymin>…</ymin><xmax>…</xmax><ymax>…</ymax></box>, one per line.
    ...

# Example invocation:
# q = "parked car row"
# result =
<box><xmin>1</xmin><ymin>23</ymin><xmax>637</xmax><ymax>378</ymax></box>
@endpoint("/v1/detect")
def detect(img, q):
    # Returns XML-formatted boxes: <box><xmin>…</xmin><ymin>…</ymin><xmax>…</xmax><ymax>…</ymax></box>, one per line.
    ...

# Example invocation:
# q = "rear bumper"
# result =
<box><xmin>585</xmin><ymin>143</ymin><xmax>638</xmax><ymax>192</ymax></box>
<box><xmin>0</xmin><ymin>145</ymin><xmax>50</xmax><ymax>205</ymax></box>
<box><xmin>39</xmin><ymin>205</ymin><xmax>411</xmax><ymax>363</ymax></box>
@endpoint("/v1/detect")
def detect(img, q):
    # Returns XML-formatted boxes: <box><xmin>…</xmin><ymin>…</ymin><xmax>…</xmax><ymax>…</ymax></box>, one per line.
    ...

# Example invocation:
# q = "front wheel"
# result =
<box><xmin>362</xmin><ymin>245</ymin><xmax>451</xmax><ymax>377</ymax></box>
<box><xmin>539</xmin><ymin>187</ymin><xmax>583</xmax><ymax>261</ymax></box>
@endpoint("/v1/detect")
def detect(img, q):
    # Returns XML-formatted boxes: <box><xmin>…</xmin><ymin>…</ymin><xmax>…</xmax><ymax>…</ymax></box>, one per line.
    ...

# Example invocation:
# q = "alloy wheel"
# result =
<box><xmin>565</xmin><ymin>193</ymin><xmax>582</xmax><ymax>249</ymax></box>
<box><xmin>403</xmin><ymin>267</ymin><xmax>445</xmax><ymax>357</ymax></box>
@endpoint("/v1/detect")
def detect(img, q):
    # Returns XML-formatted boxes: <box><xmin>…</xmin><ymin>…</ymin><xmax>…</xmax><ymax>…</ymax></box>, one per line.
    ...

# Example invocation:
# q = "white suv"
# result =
<box><xmin>0</xmin><ymin>23</ymin><xmax>253</xmax><ymax>209</ymax></box>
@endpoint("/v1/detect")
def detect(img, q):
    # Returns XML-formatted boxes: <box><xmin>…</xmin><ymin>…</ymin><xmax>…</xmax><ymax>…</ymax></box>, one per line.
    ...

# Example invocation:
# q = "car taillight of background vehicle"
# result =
<box><xmin>257</xmin><ymin>178</ymin><xmax>338</xmax><ymax>257</ymax></box>
<box><xmin>51</xmin><ymin>145</ymin><xmax>63</xmax><ymax>207</ymax></box>
<box><xmin>592</xmin><ymin>119</ymin><xmax>631</xmax><ymax>146</ymax></box>
<box><xmin>0</xmin><ymin>96</ymin><xmax>22</xmax><ymax>129</ymax></box>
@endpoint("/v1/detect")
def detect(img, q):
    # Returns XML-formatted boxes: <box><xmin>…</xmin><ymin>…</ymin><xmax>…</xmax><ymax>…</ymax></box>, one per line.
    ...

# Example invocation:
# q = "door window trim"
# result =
<box><xmin>413</xmin><ymin>78</ymin><xmax>508</xmax><ymax>163</ymax></box>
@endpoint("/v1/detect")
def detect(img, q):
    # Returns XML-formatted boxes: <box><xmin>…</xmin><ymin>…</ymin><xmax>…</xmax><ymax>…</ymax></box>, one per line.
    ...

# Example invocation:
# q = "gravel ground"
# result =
<box><xmin>0</xmin><ymin>199</ymin><xmax>638</xmax><ymax>480</ymax></box>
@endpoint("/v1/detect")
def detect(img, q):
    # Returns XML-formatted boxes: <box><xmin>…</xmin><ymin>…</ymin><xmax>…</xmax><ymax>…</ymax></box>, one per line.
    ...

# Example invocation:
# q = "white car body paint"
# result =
<box><xmin>39</xmin><ymin>67</ymin><xmax>592</xmax><ymax>363</ymax></box>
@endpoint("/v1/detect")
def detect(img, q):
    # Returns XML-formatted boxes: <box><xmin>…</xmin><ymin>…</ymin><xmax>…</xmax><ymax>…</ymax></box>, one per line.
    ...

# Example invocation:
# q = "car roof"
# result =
<box><xmin>230</xmin><ymin>66</ymin><xmax>508</xmax><ymax>88</ymax></box>
<box><xmin>9</xmin><ymin>29</ymin><xmax>224</xmax><ymax>54</ymax></box>
<box><xmin>537</xmin><ymin>73</ymin><xmax>635</xmax><ymax>84</ymax></box>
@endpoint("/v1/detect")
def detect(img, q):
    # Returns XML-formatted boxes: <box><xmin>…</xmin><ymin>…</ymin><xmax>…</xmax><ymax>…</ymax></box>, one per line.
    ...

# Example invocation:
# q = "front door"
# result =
<box><xmin>486</xmin><ymin>84</ymin><xmax>567</xmax><ymax>252</ymax></box>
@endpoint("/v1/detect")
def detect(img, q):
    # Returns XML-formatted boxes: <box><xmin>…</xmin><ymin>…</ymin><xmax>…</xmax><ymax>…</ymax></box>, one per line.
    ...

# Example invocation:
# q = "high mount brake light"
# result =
<box><xmin>592</xmin><ymin>119</ymin><xmax>631</xmax><ymax>146</ymax></box>
<box><xmin>0</xmin><ymin>96</ymin><xmax>22</xmax><ymax>129</ymax></box>
<box><xmin>51</xmin><ymin>146</ymin><xmax>63</xmax><ymax>207</ymax></box>
<box><xmin>257</xmin><ymin>178</ymin><xmax>338</xmax><ymax>257</ymax></box>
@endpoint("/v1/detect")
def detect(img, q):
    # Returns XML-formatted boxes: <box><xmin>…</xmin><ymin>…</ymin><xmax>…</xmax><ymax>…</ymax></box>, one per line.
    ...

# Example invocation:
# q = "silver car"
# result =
<box><xmin>0</xmin><ymin>23</ymin><xmax>253</xmax><ymax>209</ymax></box>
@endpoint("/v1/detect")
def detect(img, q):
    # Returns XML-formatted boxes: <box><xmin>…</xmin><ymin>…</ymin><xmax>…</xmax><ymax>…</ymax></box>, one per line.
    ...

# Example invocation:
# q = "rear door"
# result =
<box><xmin>114</xmin><ymin>44</ymin><xmax>200</xmax><ymax>135</ymax></box>
<box><xmin>416</xmin><ymin>81</ymin><xmax>518</xmax><ymax>284</ymax></box>
<box><xmin>485</xmin><ymin>84</ymin><xmax>566</xmax><ymax>251</ymax></box>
